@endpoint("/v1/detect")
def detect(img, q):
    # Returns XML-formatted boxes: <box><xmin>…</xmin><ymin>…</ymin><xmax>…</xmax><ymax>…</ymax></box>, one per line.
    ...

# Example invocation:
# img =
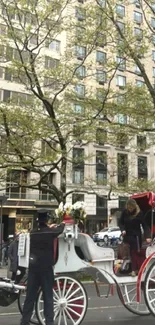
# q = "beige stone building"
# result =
<box><xmin>0</xmin><ymin>0</ymin><xmax>155</xmax><ymax>237</ymax></box>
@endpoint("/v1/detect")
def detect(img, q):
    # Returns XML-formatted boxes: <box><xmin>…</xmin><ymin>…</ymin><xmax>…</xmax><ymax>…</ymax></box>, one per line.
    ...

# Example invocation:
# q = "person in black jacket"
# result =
<box><xmin>20</xmin><ymin>209</ymin><xmax>65</xmax><ymax>325</ymax></box>
<box><xmin>119</xmin><ymin>198</ymin><xmax>151</xmax><ymax>276</ymax></box>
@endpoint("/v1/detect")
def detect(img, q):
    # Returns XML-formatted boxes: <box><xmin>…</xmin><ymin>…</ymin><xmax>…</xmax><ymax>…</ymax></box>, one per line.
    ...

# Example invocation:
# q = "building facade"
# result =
<box><xmin>0</xmin><ymin>0</ymin><xmax>155</xmax><ymax>238</ymax></box>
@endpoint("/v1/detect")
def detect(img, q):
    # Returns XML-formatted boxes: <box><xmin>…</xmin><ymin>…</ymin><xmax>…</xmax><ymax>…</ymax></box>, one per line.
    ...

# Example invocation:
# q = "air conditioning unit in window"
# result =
<box><xmin>77</xmin><ymin>56</ymin><xmax>83</xmax><ymax>60</ymax></box>
<box><xmin>99</xmin><ymin>80</ymin><xmax>105</xmax><ymax>85</ymax></box>
<box><xmin>77</xmin><ymin>16</ymin><xmax>84</xmax><ymax>22</ymax></box>
<box><xmin>118</xmin><ymin>85</ymin><xmax>125</xmax><ymax>89</ymax></box>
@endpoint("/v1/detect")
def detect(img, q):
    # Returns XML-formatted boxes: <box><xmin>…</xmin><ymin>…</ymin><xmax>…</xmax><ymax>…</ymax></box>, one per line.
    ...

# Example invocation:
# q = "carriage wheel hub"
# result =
<box><xmin>59</xmin><ymin>298</ymin><xmax>67</xmax><ymax>308</ymax></box>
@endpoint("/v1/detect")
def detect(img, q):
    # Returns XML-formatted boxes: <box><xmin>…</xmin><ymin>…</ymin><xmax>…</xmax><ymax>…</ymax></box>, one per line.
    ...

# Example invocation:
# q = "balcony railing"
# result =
<box><xmin>3</xmin><ymin>191</ymin><xmax>56</xmax><ymax>202</ymax></box>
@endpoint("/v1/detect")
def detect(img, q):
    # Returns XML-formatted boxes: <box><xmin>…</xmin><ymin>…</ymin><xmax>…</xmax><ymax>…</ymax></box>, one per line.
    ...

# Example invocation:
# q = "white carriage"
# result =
<box><xmin>2</xmin><ymin>192</ymin><xmax>155</xmax><ymax>325</ymax></box>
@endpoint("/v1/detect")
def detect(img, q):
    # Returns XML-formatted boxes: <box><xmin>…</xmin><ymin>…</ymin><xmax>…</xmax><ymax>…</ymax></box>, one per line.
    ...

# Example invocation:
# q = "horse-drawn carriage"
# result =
<box><xmin>1</xmin><ymin>192</ymin><xmax>155</xmax><ymax>325</ymax></box>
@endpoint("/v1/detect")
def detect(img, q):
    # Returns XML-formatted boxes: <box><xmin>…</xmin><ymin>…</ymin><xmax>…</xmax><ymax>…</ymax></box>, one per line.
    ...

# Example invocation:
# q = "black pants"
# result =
<box><xmin>20</xmin><ymin>267</ymin><xmax>54</xmax><ymax>325</ymax></box>
<box><xmin>11</xmin><ymin>267</ymin><xmax>26</xmax><ymax>283</ymax></box>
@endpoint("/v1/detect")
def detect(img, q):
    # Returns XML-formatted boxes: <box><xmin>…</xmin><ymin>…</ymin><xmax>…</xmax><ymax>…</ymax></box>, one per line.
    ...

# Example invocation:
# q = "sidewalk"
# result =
<box><xmin>0</xmin><ymin>267</ymin><xmax>8</xmax><ymax>278</ymax></box>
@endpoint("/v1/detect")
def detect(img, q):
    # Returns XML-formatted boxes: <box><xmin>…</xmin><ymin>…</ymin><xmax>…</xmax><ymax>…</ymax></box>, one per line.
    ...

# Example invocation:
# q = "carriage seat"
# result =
<box><xmin>75</xmin><ymin>233</ymin><xmax>114</xmax><ymax>262</ymax></box>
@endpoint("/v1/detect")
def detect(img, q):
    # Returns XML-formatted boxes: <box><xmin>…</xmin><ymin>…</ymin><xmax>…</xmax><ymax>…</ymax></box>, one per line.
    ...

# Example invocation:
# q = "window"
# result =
<box><xmin>138</xmin><ymin>156</ymin><xmax>147</xmax><ymax>179</ymax></box>
<box><xmin>74</xmin><ymin>104</ymin><xmax>83</xmax><ymax>113</ymax></box>
<box><xmin>6</xmin><ymin>169</ymin><xmax>27</xmax><ymax>199</ymax></box>
<box><xmin>152</xmin><ymin>34</ymin><xmax>155</xmax><ymax>45</ymax></box>
<box><xmin>135</xmin><ymin>65</ymin><xmax>142</xmax><ymax>75</ymax></box>
<box><xmin>117</xmin><ymin>114</ymin><xmax>127</xmax><ymax>124</ymax></box>
<box><xmin>136</xmin><ymin>79</ymin><xmax>144</xmax><ymax>87</ymax></box>
<box><xmin>49</xmin><ymin>39</ymin><xmax>60</xmax><ymax>52</ymax></box>
<box><xmin>75</xmin><ymin>7</ymin><xmax>86</xmax><ymax>21</ymax></box>
<box><xmin>153</xmin><ymin>67</ymin><xmax>155</xmax><ymax>77</ymax></box>
<box><xmin>135</xmin><ymin>0</ymin><xmax>141</xmax><ymax>8</ymax></box>
<box><xmin>75</xmin><ymin>84</ymin><xmax>85</xmax><ymax>97</ymax></box>
<box><xmin>72</xmin><ymin>193</ymin><xmax>84</xmax><ymax>204</ymax></box>
<box><xmin>39</xmin><ymin>174</ymin><xmax>54</xmax><ymax>201</ymax></box>
<box><xmin>76</xmin><ymin>65</ymin><xmax>86</xmax><ymax>79</ymax></box>
<box><xmin>0</xmin><ymin>135</ymin><xmax>7</xmax><ymax>153</ymax></box>
<box><xmin>151</xmin><ymin>2</ymin><xmax>155</xmax><ymax>12</ymax></box>
<box><xmin>96</xmin><ymin>151</ymin><xmax>107</xmax><ymax>184</ymax></box>
<box><xmin>96</xmin><ymin>128</ymin><xmax>107</xmax><ymax>145</ymax></box>
<box><xmin>119</xmin><ymin>196</ymin><xmax>128</xmax><ymax>209</ymax></box>
<box><xmin>153</xmin><ymin>51</ymin><xmax>155</xmax><ymax>61</ymax></box>
<box><xmin>134</xmin><ymin>27</ymin><xmax>143</xmax><ymax>40</ymax></box>
<box><xmin>137</xmin><ymin>135</ymin><xmax>146</xmax><ymax>151</ymax></box>
<box><xmin>3</xmin><ymin>90</ymin><xmax>11</xmax><ymax>102</ymax></box>
<box><xmin>75</xmin><ymin>46</ymin><xmax>86</xmax><ymax>60</ymax></box>
<box><xmin>29</xmin><ymin>34</ymin><xmax>37</xmax><ymax>45</ymax></box>
<box><xmin>151</xmin><ymin>17</ymin><xmax>155</xmax><ymax>29</ymax></box>
<box><xmin>45</xmin><ymin>57</ymin><xmax>59</xmax><ymax>69</ymax></box>
<box><xmin>41</xmin><ymin>140</ymin><xmax>53</xmax><ymax>157</ymax></box>
<box><xmin>0</xmin><ymin>45</ymin><xmax>5</xmax><ymax>58</ymax></box>
<box><xmin>96</xmin><ymin>88</ymin><xmax>105</xmax><ymax>101</ymax></box>
<box><xmin>76</xmin><ymin>26</ymin><xmax>86</xmax><ymax>40</ymax></box>
<box><xmin>96</xmin><ymin>70</ymin><xmax>106</xmax><ymax>84</ymax></box>
<box><xmin>116</xmin><ymin>4</ymin><xmax>125</xmax><ymax>17</ymax></box>
<box><xmin>96</xmin><ymin>51</ymin><xmax>106</xmax><ymax>64</ymax></box>
<box><xmin>97</xmin><ymin>0</ymin><xmax>106</xmax><ymax>8</ymax></box>
<box><xmin>0</xmin><ymin>24</ymin><xmax>7</xmax><ymax>35</ymax></box>
<box><xmin>0</xmin><ymin>67</ymin><xmax>3</xmax><ymax>79</ymax></box>
<box><xmin>5</xmin><ymin>68</ymin><xmax>12</xmax><ymax>81</ymax></box>
<box><xmin>116</xmin><ymin>75</ymin><xmax>126</xmax><ymax>87</ymax></box>
<box><xmin>95</xmin><ymin>32</ymin><xmax>106</xmax><ymax>47</ymax></box>
<box><xmin>96</xmin><ymin>195</ymin><xmax>107</xmax><ymax>209</ymax></box>
<box><xmin>117</xmin><ymin>21</ymin><xmax>125</xmax><ymax>33</ymax></box>
<box><xmin>72</xmin><ymin>148</ymin><xmax>84</xmax><ymax>184</ymax></box>
<box><xmin>134</xmin><ymin>11</ymin><xmax>142</xmax><ymax>24</ymax></box>
<box><xmin>117</xmin><ymin>133</ymin><xmax>128</xmax><ymax>148</ymax></box>
<box><xmin>117</xmin><ymin>153</ymin><xmax>128</xmax><ymax>185</ymax></box>
<box><xmin>116</xmin><ymin>56</ymin><xmax>126</xmax><ymax>70</ymax></box>
<box><xmin>6</xmin><ymin>46</ymin><xmax>13</xmax><ymax>61</ymax></box>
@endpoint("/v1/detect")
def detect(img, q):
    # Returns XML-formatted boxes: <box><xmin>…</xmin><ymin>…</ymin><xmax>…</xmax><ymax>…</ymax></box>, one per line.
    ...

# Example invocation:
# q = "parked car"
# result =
<box><xmin>93</xmin><ymin>227</ymin><xmax>122</xmax><ymax>243</ymax></box>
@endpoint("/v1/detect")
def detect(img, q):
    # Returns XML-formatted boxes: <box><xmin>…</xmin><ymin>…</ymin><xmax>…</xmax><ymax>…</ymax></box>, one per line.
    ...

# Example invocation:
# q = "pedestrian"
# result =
<box><xmin>20</xmin><ymin>209</ymin><xmax>65</xmax><ymax>325</ymax></box>
<box><xmin>119</xmin><ymin>198</ymin><xmax>151</xmax><ymax>276</ymax></box>
<box><xmin>8</xmin><ymin>234</ymin><xmax>26</xmax><ymax>283</ymax></box>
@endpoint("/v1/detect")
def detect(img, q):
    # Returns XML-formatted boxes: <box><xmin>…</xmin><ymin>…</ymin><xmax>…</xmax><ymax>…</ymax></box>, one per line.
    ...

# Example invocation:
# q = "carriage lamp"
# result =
<box><xmin>64</xmin><ymin>229</ymin><xmax>75</xmax><ymax>251</ymax></box>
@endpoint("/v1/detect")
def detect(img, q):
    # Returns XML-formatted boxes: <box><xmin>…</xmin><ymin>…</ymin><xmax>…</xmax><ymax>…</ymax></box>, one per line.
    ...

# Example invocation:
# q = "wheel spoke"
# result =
<box><xmin>65</xmin><ymin>307</ymin><xmax>75</xmax><ymax>325</ymax></box>
<box><xmin>66</xmin><ymin>287</ymin><xmax>81</xmax><ymax>301</ymax></box>
<box><xmin>63</xmin><ymin>309</ymin><xmax>68</xmax><ymax>325</ymax></box>
<box><xmin>62</xmin><ymin>278</ymin><xmax>67</xmax><ymax>297</ymax></box>
<box><xmin>54</xmin><ymin>288</ymin><xmax>60</xmax><ymax>300</ymax></box>
<box><xmin>56</xmin><ymin>278</ymin><xmax>62</xmax><ymax>298</ymax></box>
<box><xmin>67</xmin><ymin>303</ymin><xmax>84</xmax><ymax>308</ymax></box>
<box><xmin>68</xmin><ymin>295</ymin><xmax>84</xmax><ymax>303</ymax></box>
<box><xmin>54</xmin><ymin>307</ymin><xmax>60</xmax><ymax>320</ymax></box>
<box><xmin>65</xmin><ymin>282</ymin><xmax>74</xmax><ymax>298</ymax></box>
<box><xmin>66</xmin><ymin>306</ymin><xmax>81</xmax><ymax>317</ymax></box>
<box><xmin>58</xmin><ymin>310</ymin><xmax>62</xmax><ymax>325</ymax></box>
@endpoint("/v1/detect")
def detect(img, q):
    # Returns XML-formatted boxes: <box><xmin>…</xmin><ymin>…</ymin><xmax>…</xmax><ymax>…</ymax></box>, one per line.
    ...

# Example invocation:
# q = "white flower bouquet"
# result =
<box><xmin>55</xmin><ymin>201</ymin><xmax>87</xmax><ymax>223</ymax></box>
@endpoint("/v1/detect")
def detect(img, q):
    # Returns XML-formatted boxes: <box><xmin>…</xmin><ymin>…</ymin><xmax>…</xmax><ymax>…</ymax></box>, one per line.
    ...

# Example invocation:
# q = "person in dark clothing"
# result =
<box><xmin>20</xmin><ymin>209</ymin><xmax>65</xmax><ymax>325</ymax></box>
<box><xmin>119</xmin><ymin>198</ymin><xmax>151</xmax><ymax>276</ymax></box>
<box><xmin>8</xmin><ymin>235</ymin><xmax>26</xmax><ymax>283</ymax></box>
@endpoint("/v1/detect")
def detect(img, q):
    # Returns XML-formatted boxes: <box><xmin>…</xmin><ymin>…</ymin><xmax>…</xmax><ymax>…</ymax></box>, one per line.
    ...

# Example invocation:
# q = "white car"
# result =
<box><xmin>93</xmin><ymin>227</ymin><xmax>122</xmax><ymax>243</ymax></box>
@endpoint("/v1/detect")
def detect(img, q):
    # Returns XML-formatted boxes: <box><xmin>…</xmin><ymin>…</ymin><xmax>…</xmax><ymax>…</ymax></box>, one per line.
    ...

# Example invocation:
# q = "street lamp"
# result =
<box><xmin>0</xmin><ymin>195</ymin><xmax>8</xmax><ymax>267</ymax></box>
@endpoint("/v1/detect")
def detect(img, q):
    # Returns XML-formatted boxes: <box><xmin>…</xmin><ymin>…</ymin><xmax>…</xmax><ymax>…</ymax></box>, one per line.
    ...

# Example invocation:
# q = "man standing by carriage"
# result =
<box><xmin>20</xmin><ymin>209</ymin><xmax>65</xmax><ymax>325</ymax></box>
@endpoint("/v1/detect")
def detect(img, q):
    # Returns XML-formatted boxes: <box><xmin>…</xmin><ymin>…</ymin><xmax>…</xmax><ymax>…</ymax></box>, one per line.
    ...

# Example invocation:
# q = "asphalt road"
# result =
<box><xmin>1</xmin><ymin>284</ymin><xmax>155</xmax><ymax>325</ymax></box>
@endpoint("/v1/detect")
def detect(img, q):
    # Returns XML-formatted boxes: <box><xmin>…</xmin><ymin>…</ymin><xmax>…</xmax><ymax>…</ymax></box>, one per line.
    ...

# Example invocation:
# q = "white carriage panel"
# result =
<box><xmin>18</xmin><ymin>233</ymin><xmax>30</xmax><ymax>268</ymax></box>
<box><xmin>54</xmin><ymin>236</ymin><xmax>87</xmax><ymax>273</ymax></box>
<box><xmin>146</xmin><ymin>245</ymin><xmax>155</xmax><ymax>258</ymax></box>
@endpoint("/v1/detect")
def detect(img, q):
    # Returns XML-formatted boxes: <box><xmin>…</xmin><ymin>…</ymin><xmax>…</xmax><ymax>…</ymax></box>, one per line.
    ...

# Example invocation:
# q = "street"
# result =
<box><xmin>1</xmin><ymin>284</ymin><xmax>155</xmax><ymax>325</ymax></box>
